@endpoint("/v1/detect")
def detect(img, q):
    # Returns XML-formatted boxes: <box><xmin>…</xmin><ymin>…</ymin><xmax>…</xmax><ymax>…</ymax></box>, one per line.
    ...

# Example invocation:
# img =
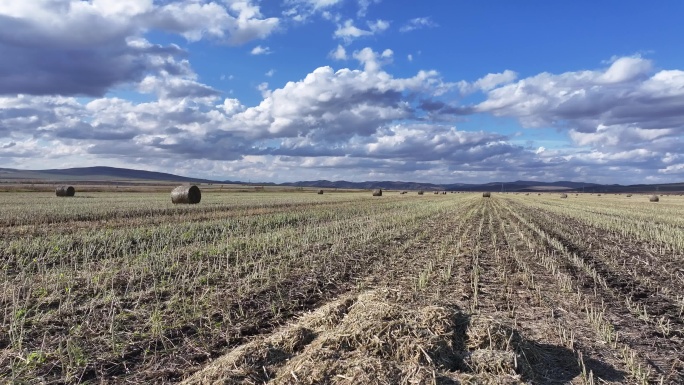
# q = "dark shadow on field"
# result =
<box><xmin>437</xmin><ymin>315</ymin><xmax>626</xmax><ymax>384</ymax></box>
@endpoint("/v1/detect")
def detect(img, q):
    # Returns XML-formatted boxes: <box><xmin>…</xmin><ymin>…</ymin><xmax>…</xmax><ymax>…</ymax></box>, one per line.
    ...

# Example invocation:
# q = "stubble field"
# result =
<box><xmin>1</xmin><ymin>190</ymin><xmax>683</xmax><ymax>384</ymax></box>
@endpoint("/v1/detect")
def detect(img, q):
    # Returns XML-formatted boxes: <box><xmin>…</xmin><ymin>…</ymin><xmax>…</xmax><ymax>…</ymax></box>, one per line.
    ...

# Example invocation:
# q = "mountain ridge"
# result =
<box><xmin>1</xmin><ymin>166</ymin><xmax>682</xmax><ymax>193</ymax></box>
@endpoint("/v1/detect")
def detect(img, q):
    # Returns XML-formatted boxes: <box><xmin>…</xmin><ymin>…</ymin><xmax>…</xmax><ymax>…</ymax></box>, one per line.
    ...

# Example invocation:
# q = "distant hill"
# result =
<box><xmin>0</xmin><ymin>166</ymin><xmax>216</xmax><ymax>184</ymax></box>
<box><xmin>275</xmin><ymin>179</ymin><xmax>608</xmax><ymax>192</ymax></box>
<box><xmin>1</xmin><ymin>166</ymin><xmax>682</xmax><ymax>193</ymax></box>
<box><xmin>271</xmin><ymin>179</ymin><xmax>683</xmax><ymax>193</ymax></box>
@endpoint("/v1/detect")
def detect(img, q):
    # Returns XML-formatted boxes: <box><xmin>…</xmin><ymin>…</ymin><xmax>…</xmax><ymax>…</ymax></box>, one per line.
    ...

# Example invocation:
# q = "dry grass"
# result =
<box><xmin>183</xmin><ymin>290</ymin><xmax>530</xmax><ymax>385</ymax></box>
<box><xmin>3</xmin><ymin>190</ymin><xmax>683</xmax><ymax>384</ymax></box>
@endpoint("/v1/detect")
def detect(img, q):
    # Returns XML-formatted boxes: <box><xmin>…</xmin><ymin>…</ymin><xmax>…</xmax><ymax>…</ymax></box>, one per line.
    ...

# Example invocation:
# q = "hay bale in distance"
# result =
<box><xmin>400</xmin><ymin>191</ymin><xmax>407</xmax><ymax>195</ymax></box>
<box><xmin>560</xmin><ymin>193</ymin><xmax>568</xmax><ymax>198</ymax></box>
<box><xmin>418</xmin><ymin>191</ymin><xmax>424</xmax><ymax>195</ymax></box>
<box><xmin>171</xmin><ymin>185</ymin><xmax>201</xmax><ymax>204</ymax></box>
<box><xmin>55</xmin><ymin>185</ymin><xmax>75</xmax><ymax>197</ymax></box>
<box><xmin>482</xmin><ymin>192</ymin><xmax>491</xmax><ymax>198</ymax></box>
<box><xmin>317</xmin><ymin>190</ymin><xmax>324</xmax><ymax>195</ymax></box>
<box><xmin>649</xmin><ymin>195</ymin><xmax>659</xmax><ymax>202</ymax></box>
<box><xmin>433</xmin><ymin>191</ymin><xmax>439</xmax><ymax>195</ymax></box>
<box><xmin>372</xmin><ymin>189</ymin><xmax>382</xmax><ymax>197</ymax></box>
<box><xmin>626</xmin><ymin>194</ymin><xmax>632</xmax><ymax>197</ymax></box>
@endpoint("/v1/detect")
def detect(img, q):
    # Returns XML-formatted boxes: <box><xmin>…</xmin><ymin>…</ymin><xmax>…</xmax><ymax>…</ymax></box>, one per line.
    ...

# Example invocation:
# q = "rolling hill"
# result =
<box><xmin>1</xmin><ymin>166</ymin><xmax>682</xmax><ymax>193</ymax></box>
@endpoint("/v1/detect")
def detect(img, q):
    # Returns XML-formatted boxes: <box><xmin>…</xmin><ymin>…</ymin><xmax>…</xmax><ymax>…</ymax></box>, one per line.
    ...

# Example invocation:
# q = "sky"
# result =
<box><xmin>1</xmin><ymin>0</ymin><xmax>684</xmax><ymax>184</ymax></box>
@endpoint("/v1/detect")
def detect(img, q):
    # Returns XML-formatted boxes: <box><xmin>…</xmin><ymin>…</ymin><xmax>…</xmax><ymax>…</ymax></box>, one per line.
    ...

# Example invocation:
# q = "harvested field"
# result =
<box><xmin>1</xmin><ymin>191</ymin><xmax>683</xmax><ymax>384</ymax></box>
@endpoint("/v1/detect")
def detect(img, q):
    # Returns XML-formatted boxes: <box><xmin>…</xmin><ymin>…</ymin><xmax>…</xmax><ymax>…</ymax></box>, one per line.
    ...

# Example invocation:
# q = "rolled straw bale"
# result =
<box><xmin>317</xmin><ymin>190</ymin><xmax>324</xmax><ymax>195</ymax></box>
<box><xmin>55</xmin><ymin>185</ymin><xmax>75</xmax><ymax>197</ymax></box>
<box><xmin>372</xmin><ymin>189</ymin><xmax>382</xmax><ymax>196</ymax></box>
<box><xmin>171</xmin><ymin>185</ymin><xmax>201</xmax><ymax>204</ymax></box>
<box><xmin>482</xmin><ymin>192</ymin><xmax>491</xmax><ymax>197</ymax></box>
<box><xmin>649</xmin><ymin>195</ymin><xmax>659</xmax><ymax>202</ymax></box>
<box><xmin>417</xmin><ymin>191</ymin><xmax>424</xmax><ymax>195</ymax></box>
<box><xmin>560</xmin><ymin>193</ymin><xmax>568</xmax><ymax>198</ymax></box>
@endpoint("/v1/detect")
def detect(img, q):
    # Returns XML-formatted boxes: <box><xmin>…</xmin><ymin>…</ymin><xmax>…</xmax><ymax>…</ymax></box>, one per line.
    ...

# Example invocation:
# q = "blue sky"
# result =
<box><xmin>1</xmin><ymin>0</ymin><xmax>684</xmax><ymax>184</ymax></box>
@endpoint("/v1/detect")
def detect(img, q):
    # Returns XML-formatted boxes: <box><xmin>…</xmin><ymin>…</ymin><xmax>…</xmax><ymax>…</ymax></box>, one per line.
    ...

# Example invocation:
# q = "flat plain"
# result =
<box><xmin>1</xmin><ymin>190</ymin><xmax>683</xmax><ymax>384</ymax></box>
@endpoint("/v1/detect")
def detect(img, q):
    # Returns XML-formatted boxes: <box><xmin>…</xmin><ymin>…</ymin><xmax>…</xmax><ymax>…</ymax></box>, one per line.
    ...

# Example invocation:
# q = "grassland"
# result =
<box><xmin>1</xmin><ymin>191</ymin><xmax>683</xmax><ymax>384</ymax></box>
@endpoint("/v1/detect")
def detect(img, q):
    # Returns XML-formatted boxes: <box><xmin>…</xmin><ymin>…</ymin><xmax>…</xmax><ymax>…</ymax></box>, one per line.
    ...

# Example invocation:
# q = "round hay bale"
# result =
<box><xmin>171</xmin><ymin>185</ymin><xmax>201</xmax><ymax>204</ymax></box>
<box><xmin>626</xmin><ymin>194</ymin><xmax>632</xmax><ymax>197</ymax></box>
<box><xmin>400</xmin><ymin>191</ymin><xmax>407</xmax><ymax>194</ymax></box>
<box><xmin>317</xmin><ymin>190</ymin><xmax>324</xmax><ymax>195</ymax></box>
<box><xmin>418</xmin><ymin>191</ymin><xmax>424</xmax><ymax>195</ymax></box>
<box><xmin>372</xmin><ymin>189</ymin><xmax>382</xmax><ymax>197</ymax></box>
<box><xmin>55</xmin><ymin>185</ymin><xmax>75</xmax><ymax>197</ymax></box>
<box><xmin>482</xmin><ymin>192</ymin><xmax>491</xmax><ymax>197</ymax></box>
<box><xmin>433</xmin><ymin>191</ymin><xmax>439</xmax><ymax>195</ymax></box>
<box><xmin>560</xmin><ymin>193</ymin><xmax>568</xmax><ymax>198</ymax></box>
<box><xmin>649</xmin><ymin>195</ymin><xmax>659</xmax><ymax>202</ymax></box>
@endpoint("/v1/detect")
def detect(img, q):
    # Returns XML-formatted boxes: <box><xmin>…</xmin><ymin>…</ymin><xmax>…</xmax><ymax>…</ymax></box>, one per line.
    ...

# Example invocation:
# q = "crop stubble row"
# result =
<box><xmin>1</xmin><ymin>192</ymin><xmax>682</xmax><ymax>384</ymax></box>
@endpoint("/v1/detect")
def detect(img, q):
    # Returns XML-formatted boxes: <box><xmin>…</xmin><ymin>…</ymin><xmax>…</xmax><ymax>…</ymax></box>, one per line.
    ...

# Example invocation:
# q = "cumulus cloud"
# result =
<box><xmin>458</xmin><ymin>70</ymin><xmax>518</xmax><ymax>94</ymax></box>
<box><xmin>353</xmin><ymin>47</ymin><xmax>393</xmax><ymax>72</ymax></box>
<box><xmin>285</xmin><ymin>0</ymin><xmax>379</xmax><ymax>21</ymax></box>
<box><xmin>329</xmin><ymin>45</ymin><xmax>348</xmax><ymax>60</ymax></box>
<box><xmin>475</xmin><ymin>56</ymin><xmax>684</xmax><ymax>155</ymax></box>
<box><xmin>2</xmin><ymin>44</ymin><xmax>684</xmax><ymax>183</ymax></box>
<box><xmin>251</xmin><ymin>45</ymin><xmax>272</xmax><ymax>55</ymax></box>
<box><xmin>0</xmin><ymin>0</ymin><xmax>278</xmax><ymax>96</ymax></box>
<box><xmin>0</xmin><ymin>48</ymin><xmax>469</xmax><ymax>168</ymax></box>
<box><xmin>283</xmin><ymin>0</ymin><xmax>343</xmax><ymax>22</ymax></box>
<box><xmin>356</xmin><ymin>0</ymin><xmax>381</xmax><ymax>17</ymax></box>
<box><xmin>400</xmin><ymin>17</ymin><xmax>438</xmax><ymax>32</ymax></box>
<box><xmin>334</xmin><ymin>19</ymin><xmax>389</xmax><ymax>42</ymax></box>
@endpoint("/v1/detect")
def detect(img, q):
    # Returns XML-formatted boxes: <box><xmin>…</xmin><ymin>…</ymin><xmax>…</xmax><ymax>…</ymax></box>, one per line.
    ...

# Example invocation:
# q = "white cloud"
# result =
<box><xmin>2</xmin><ymin>45</ymin><xmax>683</xmax><ymax>184</ymax></box>
<box><xmin>400</xmin><ymin>17</ymin><xmax>437</xmax><ymax>33</ymax></box>
<box><xmin>334</xmin><ymin>19</ymin><xmax>371</xmax><ymax>41</ymax></box>
<box><xmin>659</xmin><ymin>163</ymin><xmax>684</xmax><ymax>174</ymax></box>
<box><xmin>476</xmin><ymin>56</ymin><xmax>684</xmax><ymax>144</ymax></box>
<box><xmin>334</xmin><ymin>19</ymin><xmax>389</xmax><ymax>42</ymax></box>
<box><xmin>356</xmin><ymin>0</ymin><xmax>381</xmax><ymax>17</ymax></box>
<box><xmin>0</xmin><ymin>0</ymin><xmax>278</xmax><ymax>96</ymax></box>
<box><xmin>265</xmin><ymin>69</ymin><xmax>276</xmax><ymax>77</ymax></box>
<box><xmin>458</xmin><ymin>70</ymin><xmax>518</xmax><ymax>94</ymax></box>
<box><xmin>598</xmin><ymin>56</ymin><xmax>652</xmax><ymax>84</ymax></box>
<box><xmin>368</xmin><ymin>19</ymin><xmax>390</xmax><ymax>33</ymax></box>
<box><xmin>283</xmin><ymin>0</ymin><xmax>344</xmax><ymax>22</ymax></box>
<box><xmin>352</xmin><ymin>47</ymin><xmax>393</xmax><ymax>72</ymax></box>
<box><xmin>251</xmin><ymin>45</ymin><xmax>272</xmax><ymax>55</ymax></box>
<box><xmin>299</xmin><ymin>0</ymin><xmax>344</xmax><ymax>10</ymax></box>
<box><xmin>329</xmin><ymin>45</ymin><xmax>348</xmax><ymax>60</ymax></box>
